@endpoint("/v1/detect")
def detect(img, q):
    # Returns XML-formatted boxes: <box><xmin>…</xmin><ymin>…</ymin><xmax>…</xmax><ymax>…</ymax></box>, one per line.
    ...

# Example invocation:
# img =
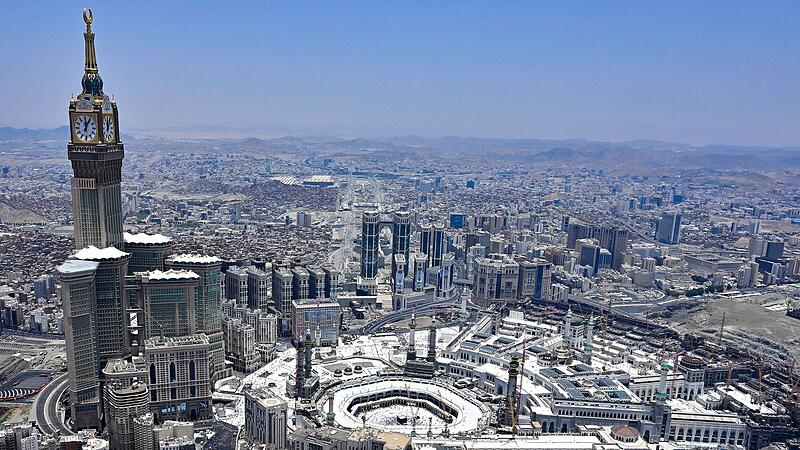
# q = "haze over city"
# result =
<box><xmin>2</xmin><ymin>1</ymin><xmax>800</xmax><ymax>145</ymax></box>
<box><xmin>2</xmin><ymin>3</ymin><xmax>800</xmax><ymax>450</ymax></box>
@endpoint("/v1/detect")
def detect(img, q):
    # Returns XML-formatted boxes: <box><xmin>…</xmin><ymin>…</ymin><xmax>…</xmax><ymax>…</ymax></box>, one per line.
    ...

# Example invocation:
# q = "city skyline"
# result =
<box><xmin>2</xmin><ymin>5</ymin><xmax>800</xmax><ymax>450</ymax></box>
<box><xmin>1</xmin><ymin>1</ymin><xmax>799</xmax><ymax>146</ymax></box>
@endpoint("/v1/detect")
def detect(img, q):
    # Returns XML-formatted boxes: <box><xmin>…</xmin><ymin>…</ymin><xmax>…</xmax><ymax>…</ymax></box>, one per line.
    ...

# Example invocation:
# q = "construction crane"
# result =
<box><xmin>517</xmin><ymin>340</ymin><xmax>527</xmax><ymax>419</ymax></box>
<box><xmin>599</xmin><ymin>298</ymin><xmax>608</xmax><ymax>333</ymax></box>
<box><xmin>507</xmin><ymin>392</ymin><xmax>518</xmax><ymax>435</ymax></box>
<box><xmin>789</xmin><ymin>360</ymin><xmax>800</xmax><ymax>421</ymax></box>
<box><xmin>717</xmin><ymin>312</ymin><xmax>726</xmax><ymax>347</ymax></box>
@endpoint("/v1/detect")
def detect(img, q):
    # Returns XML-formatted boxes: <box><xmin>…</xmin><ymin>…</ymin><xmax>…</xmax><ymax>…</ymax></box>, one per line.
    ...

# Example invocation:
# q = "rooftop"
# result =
<box><xmin>123</xmin><ymin>232</ymin><xmax>173</xmax><ymax>245</ymax></box>
<box><xmin>74</xmin><ymin>245</ymin><xmax>130</xmax><ymax>261</ymax></box>
<box><xmin>56</xmin><ymin>259</ymin><xmax>99</xmax><ymax>276</ymax></box>
<box><xmin>144</xmin><ymin>334</ymin><xmax>209</xmax><ymax>349</ymax></box>
<box><xmin>167</xmin><ymin>253</ymin><xmax>222</xmax><ymax>264</ymax></box>
<box><xmin>140</xmin><ymin>269</ymin><xmax>200</xmax><ymax>282</ymax></box>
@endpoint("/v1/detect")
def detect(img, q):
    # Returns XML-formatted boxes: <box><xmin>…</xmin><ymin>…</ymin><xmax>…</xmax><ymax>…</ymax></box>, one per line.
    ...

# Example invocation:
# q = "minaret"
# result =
<box><xmin>427</xmin><ymin>315</ymin><xmax>437</xmax><ymax>366</ymax></box>
<box><xmin>326</xmin><ymin>392</ymin><xmax>336</xmax><ymax>425</ymax></box>
<box><xmin>303</xmin><ymin>329</ymin><xmax>313</xmax><ymax>379</ymax></box>
<box><xmin>407</xmin><ymin>311</ymin><xmax>417</xmax><ymax>361</ymax></box>
<box><xmin>562</xmin><ymin>307</ymin><xmax>573</xmax><ymax>349</ymax></box>
<box><xmin>295</xmin><ymin>338</ymin><xmax>305</xmax><ymax>397</ymax></box>
<box><xmin>68</xmin><ymin>8</ymin><xmax>125</xmax><ymax>250</ymax></box>
<box><xmin>460</xmin><ymin>286</ymin><xmax>468</xmax><ymax>318</ymax></box>
<box><xmin>507</xmin><ymin>355</ymin><xmax>520</xmax><ymax>408</ymax></box>
<box><xmin>656</xmin><ymin>362</ymin><xmax>670</xmax><ymax>402</ymax></box>
<box><xmin>584</xmin><ymin>316</ymin><xmax>595</xmax><ymax>363</ymax></box>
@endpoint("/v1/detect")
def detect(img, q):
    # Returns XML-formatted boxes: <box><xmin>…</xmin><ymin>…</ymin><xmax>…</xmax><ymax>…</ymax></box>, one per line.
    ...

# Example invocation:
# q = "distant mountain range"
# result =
<box><xmin>0</xmin><ymin>126</ymin><xmax>136</xmax><ymax>142</ymax></box>
<box><xmin>0</xmin><ymin>126</ymin><xmax>70</xmax><ymax>141</ymax></box>
<box><xmin>2</xmin><ymin>126</ymin><xmax>799</xmax><ymax>173</ymax></box>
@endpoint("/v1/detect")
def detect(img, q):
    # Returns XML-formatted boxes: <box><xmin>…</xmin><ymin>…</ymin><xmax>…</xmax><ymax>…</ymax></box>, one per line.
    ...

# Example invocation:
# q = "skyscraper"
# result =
<box><xmin>68</xmin><ymin>9</ymin><xmax>125</xmax><ymax>250</ymax></box>
<box><xmin>391</xmin><ymin>211</ymin><xmax>412</xmax><ymax>278</ymax></box>
<box><xmin>245</xmin><ymin>389</ymin><xmax>288</xmax><ymax>448</ymax></box>
<box><xmin>359</xmin><ymin>210</ymin><xmax>380</xmax><ymax>280</ymax></box>
<box><xmin>123</xmin><ymin>232</ymin><xmax>173</xmax><ymax>274</ymax></box>
<box><xmin>144</xmin><ymin>334</ymin><xmax>211</xmax><ymax>422</ymax></box>
<box><xmin>104</xmin><ymin>381</ymin><xmax>150</xmax><ymax>449</ymax></box>
<box><xmin>73</xmin><ymin>246</ymin><xmax>131</xmax><ymax>368</ymax></box>
<box><xmin>165</xmin><ymin>254</ymin><xmax>225</xmax><ymax>383</ymax></box>
<box><xmin>56</xmin><ymin>259</ymin><xmax>102</xmax><ymax>430</ymax></box>
<box><xmin>657</xmin><ymin>212</ymin><xmax>682</xmax><ymax>245</ymax></box>
<box><xmin>133</xmin><ymin>270</ymin><xmax>199</xmax><ymax>339</ymax></box>
<box><xmin>419</xmin><ymin>223</ymin><xmax>445</xmax><ymax>268</ymax></box>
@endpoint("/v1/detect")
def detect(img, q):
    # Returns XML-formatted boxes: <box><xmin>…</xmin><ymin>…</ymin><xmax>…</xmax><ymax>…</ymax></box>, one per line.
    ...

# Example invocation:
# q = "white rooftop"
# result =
<box><xmin>124</xmin><ymin>232</ymin><xmax>173</xmax><ymax>245</ymax></box>
<box><xmin>56</xmin><ymin>259</ymin><xmax>100</xmax><ymax>275</ymax></box>
<box><xmin>74</xmin><ymin>245</ymin><xmax>130</xmax><ymax>261</ymax></box>
<box><xmin>168</xmin><ymin>253</ymin><xmax>222</xmax><ymax>264</ymax></box>
<box><xmin>412</xmin><ymin>434</ymin><xmax>602</xmax><ymax>449</ymax></box>
<box><xmin>142</xmin><ymin>269</ymin><xmax>200</xmax><ymax>281</ymax></box>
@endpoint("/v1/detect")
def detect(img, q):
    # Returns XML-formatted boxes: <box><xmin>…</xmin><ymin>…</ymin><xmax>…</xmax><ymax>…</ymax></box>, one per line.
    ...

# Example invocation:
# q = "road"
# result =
<box><xmin>358</xmin><ymin>290</ymin><xmax>462</xmax><ymax>334</ymax></box>
<box><xmin>30</xmin><ymin>373</ymin><xmax>73</xmax><ymax>436</ymax></box>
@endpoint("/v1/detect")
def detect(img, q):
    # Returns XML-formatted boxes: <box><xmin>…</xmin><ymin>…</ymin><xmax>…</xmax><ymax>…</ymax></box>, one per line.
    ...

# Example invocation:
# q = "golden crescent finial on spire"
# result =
<box><xmin>83</xmin><ymin>8</ymin><xmax>94</xmax><ymax>28</ymax></box>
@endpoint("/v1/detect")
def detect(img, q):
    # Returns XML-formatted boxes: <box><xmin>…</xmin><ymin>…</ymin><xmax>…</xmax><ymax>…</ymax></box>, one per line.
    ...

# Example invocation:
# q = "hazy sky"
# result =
<box><xmin>2</xmin><ymin>1</ymin><xmax>799</xmax><ymax>146</ymax></box>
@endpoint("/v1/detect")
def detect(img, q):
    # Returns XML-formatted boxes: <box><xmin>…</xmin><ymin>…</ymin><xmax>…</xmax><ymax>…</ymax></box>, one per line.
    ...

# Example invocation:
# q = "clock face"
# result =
<box><xmin>73</xmin><ymin>115</ymin><xmax>97</xmax><ymax>142</ymax></box>
<box><xmin>103</xmin><ymin>116</ymin><xmax>115</xmax><ymax>142</ymax></box>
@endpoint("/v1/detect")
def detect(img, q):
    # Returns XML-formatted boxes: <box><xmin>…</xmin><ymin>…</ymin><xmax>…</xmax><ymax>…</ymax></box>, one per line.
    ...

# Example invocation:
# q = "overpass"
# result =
<box><xmin>357</xmin><ymin>289</ymin><xmax>462</xmax><ymax>335</ymax></box>
<box><xmin>30</xmin><ymin>373</ymin><xmax>73</xmax><ymax>436</ymax></box>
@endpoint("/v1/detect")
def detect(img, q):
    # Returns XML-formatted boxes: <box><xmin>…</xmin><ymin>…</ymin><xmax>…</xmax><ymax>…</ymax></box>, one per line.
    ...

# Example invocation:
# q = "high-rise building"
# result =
<box><xmin>567</xmin><ymin>222</ymin><xmax>628</xmax><ymax>268</ymax></box>
<box><xmin>657</xmin><ymin>212</ymin><xmax>682</xmax><ymax>244</ymax></box>
<box><xmin>56</xmin><ymin>259</ymin><xmax>102</xmax><ymax>430</ymax></box>
<box><xmin>133</xmin><ymin>270</ymin><xmax>198</xmax><ymax>340</ymax></box>
<box><xmin>748</xmin><ymin>236</ymin><xmax>767</xmax><ymax>258</ymax></box>
<box><xmin>748</xmin><ymin>219</ymin><xmax>762</xmax><ymax>235</ymax></box>
<box><xmin>420</xmin><ymin>223</ymin><xmax>445</xmax><ymax>268</ymax></box>
<box><xmin>291</xmin><ymin>299</ymin><xmax>341</xmax><ymax>346</ymax></box>
<box><xmin>517</xmin><ymin>258</ymin><xmax>552</xmax><ymax>300</ymax></box>
<box><xmin>104</xmin><ymin>381</ymin><xmax>150</xmax><ymax>449</ymax></box>
<box><xmin>765</xmin><ymin>239</ymin><xmax>785</xmax><ymax>261</ymax></box>
<box><xmin>473</xmin><ymin>254</ymin><xmax>519</xmax><ymax>307</ymax></box>
<box><xmin>296</xmin><ymin>211</ymin><xmax>313</xmax><ymax>227</ymax></box>
<box><xmin>466</xmin><ymin>244</ymin><xmax>486</xmax><ymax>282</ymax></box>
<box><xmin>322</xmin><ymin>266</ymin><xmax>340</xmax><ymax>299</ymax></box>
<box><xmin>68</xmin><ymin>10</ymin><xmax>125</xmax><ymax>251</ymax></box>
<box><xmin>33</xmin><ymin>275</ymin><xmax>55</xmax><ymax>300</ymax></box>
<box><xmin>391</xmin><ymin>211</ymin><xmax>411</xmax><ymax>278</ymax></box>
<box><xmin>246</xmin><ymin>266</ymin><xmax>271</xmax><ymax>309</ymax></box>
<box><xmin>123</xmin><ymin>232</ymin><xmax>173</xmax><ymax>274</ymax></box>
<box><xmin>358</xmin><ymin>210</ymin><xmax>412</xmax><ymax>294</ymax></box>
<box><xmin>435</xmin><ymin>252</ymin><xmax>455</xmax><ymax>298</ymax></box>
<box><xmin>165</xmin><ymin>254</ymin><xmax>224</xmax><ymax>383</ymax></box>
<box><xmin>307</xmin><ymin>266</ymin><xmax>326</xmax><ymax>300</ymax></box>
<box><xmin>223</xmin><ymin>317</ymin><xmax>259</xmax><ymax>373</ymax></box>
<box><xmin>576</xmin><ymin>238</ymin><xmax>600</xmax><ymax>269</ymax></box>
<box><xmin>225</xmin><ymin>266</ymin><xmax>248</xmax><ymax>306</ymax></box>
<box><xmin>272</xmin><ymin>265</ymin><xmax>294</xmax><ymax>334</ymax></box>
<box><xmin>410</xmin><ymin>252</ymin><xmax>428</xmax><ymax>292</ymax></box>
<box><xmin>360</xmin><ymin>210</ymin><xmax>380</xmax><ymax>280</ymax></box>
<box><xmin>244</xmin><ymin>389</ymin><xmax>288</xmax><ymax>448</ymax></box>
<box><xmin>449</xmin><ymin>212</ymin><xmax>467</xmax><ymax>229</ymax></box>
<box><xmin>144</xmin><ymin>334</ymin><xmax>211</xmax><ymax>422</ymax></box>
<box><xmin>73</xmin><ymin>246</ymin><xmax>131</xmax><ymax>368</ymax></box>
<box><xmin>133</xmin><ymin>414</ymin><xmax>156</xmax><ymax>450</ymax></box>
<box><xmin>291</xmin><ymin>267</ymin><xmax>310</xmax><ymax>300</ymax></box>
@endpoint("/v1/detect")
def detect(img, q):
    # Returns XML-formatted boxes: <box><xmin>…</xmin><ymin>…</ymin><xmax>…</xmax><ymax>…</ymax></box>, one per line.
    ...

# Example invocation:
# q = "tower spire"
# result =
<box><xmin>81</xmin><ymin>8</ymin><xmax>104</xmax><ymax>97</ymax></box>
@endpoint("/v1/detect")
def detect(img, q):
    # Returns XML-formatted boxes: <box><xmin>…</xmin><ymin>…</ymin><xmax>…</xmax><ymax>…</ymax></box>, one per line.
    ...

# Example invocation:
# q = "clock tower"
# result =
<box><xmin>68</xmin><ymin>8</ymin><xmax>124</xmax><ymax>250</ymax></box>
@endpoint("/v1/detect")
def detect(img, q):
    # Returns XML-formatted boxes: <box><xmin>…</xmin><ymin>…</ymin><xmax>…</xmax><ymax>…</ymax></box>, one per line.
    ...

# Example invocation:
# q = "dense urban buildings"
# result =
<box><xmin>0</xmin><ymin>6</ymin><xmax>799</xmax><ymax>450</ymax></box>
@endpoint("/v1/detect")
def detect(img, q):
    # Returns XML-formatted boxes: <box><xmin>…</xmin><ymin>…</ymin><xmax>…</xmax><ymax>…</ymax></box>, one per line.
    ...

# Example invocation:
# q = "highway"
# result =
<box><xmin>30</xmin><ymin>373</ymin><xmax>73</xmax><ymax>436</ymax></box>
<box><xmin>357</xmin><ymin>290</ymin><xmax>462</xmax><ymax>334</ymax></box>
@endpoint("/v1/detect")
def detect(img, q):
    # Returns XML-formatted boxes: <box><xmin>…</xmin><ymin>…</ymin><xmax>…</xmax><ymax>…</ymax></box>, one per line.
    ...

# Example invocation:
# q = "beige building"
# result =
<box><xmin>473</xmin><ymin>254</ymin><xmax>520</xmax><ymax>307</ymax></box>
<box><xmin>144</xmin><ymin>334</ymin><xmax>211</xmax><ymax>422</ymax></box>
